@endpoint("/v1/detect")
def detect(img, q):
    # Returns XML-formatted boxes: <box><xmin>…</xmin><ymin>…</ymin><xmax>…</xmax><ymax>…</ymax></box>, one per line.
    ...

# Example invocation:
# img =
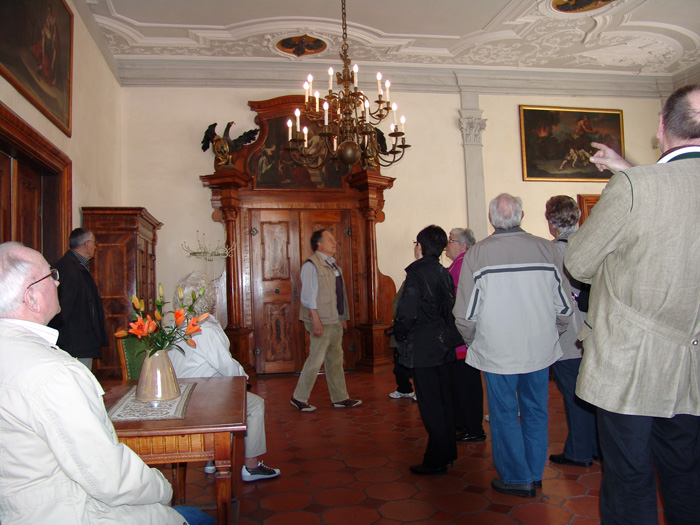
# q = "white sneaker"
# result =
<box><xmin>241</xmin><ymin>461</ymin><xmax>281</xmax><ymax>482</ymax></box>
<box><xmin>204</xmin><ymin>460</ymin><xmax>216</xmax><ymax>474</ymax></box>
<box><xmin>389</xmin><ymin>390</ymin><xmax>415</xmax><ymax>399</ymax></box>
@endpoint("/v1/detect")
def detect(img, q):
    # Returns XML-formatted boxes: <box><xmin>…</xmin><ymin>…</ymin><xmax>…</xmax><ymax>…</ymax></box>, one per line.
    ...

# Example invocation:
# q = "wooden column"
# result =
<box><xmin>200</xmin><ymin>167</ymin><xmax>255</xmax><ymax>375</ymax></box>
<box><xmin>347</xmin><ymin>168</ymin><xmax>395</xmax><ymax>372</ymax></box>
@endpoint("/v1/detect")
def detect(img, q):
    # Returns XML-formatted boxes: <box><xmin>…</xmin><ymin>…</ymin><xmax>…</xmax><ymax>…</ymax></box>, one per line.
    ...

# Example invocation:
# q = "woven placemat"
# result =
<box><xmin>108</xmin><ymin>382</ymin><xmax>196</xmax><ymax>421</ymax></box>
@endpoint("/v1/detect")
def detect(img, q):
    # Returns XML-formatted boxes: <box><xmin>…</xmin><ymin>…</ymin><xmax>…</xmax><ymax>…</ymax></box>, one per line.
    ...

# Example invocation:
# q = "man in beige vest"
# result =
<box><xmin>566</xmin><ymin>84</ymin><xmax>700</xmax><ymax>525</ymax></box>
<box><xmin>291</xmin><ymin>229</ymin><xmax>362</xmax><ymax>412</ymax></box>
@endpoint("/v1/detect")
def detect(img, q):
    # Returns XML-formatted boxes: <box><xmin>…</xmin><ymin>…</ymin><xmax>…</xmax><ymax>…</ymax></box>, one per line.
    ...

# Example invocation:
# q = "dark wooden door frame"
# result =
<box><xmin>0</xmin><ymin>101</ymin><xmax>72</xmax><ymax>261</ymax></box>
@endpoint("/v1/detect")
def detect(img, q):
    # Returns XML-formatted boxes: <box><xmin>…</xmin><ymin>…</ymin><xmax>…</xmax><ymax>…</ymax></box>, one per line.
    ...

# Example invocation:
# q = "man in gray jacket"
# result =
<box><xmin>454</xmin><ymin>194</ymin><xmax>572</xmax><ymax>498</ymax></box>
<box><xmin>0</xmin><ymin>242</ymin><xmax>194</xmax><ymax>524</ymax></box>
<box><xmin>566</xmin><ymin>84</ymin><xmax>700</xmax><ymax>525</ymax></box>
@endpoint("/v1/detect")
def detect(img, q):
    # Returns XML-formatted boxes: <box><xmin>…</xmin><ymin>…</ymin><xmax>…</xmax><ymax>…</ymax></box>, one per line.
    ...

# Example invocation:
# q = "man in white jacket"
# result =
<box><xmin>0</xmin><ymin>242</ymin><xmax>194</xmax><ymax>524</ymax></box>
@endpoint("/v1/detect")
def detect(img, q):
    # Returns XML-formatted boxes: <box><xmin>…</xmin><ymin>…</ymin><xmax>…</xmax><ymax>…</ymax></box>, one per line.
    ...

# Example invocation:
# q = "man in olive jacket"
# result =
<box><xmin>566</xmin><ymin>84</ymin><xmax>700</xmax><ymax>524</ymax></box>
<box><xmin>49</xmin><ymin>228</ymin><xmax>107</xmax><ymax>370</ymax></box>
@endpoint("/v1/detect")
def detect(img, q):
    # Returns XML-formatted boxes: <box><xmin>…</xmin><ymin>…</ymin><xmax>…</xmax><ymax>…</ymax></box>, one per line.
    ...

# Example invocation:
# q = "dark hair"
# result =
<box><xmin>545</xmin><ymin>195</ymin><xmax>580</xmax><ymax>233</ymax></box>
<box><xmin>662</xmin><ymin>84</ymin><xmax>700</xmax><ymax>142</ymax></box>
<box><xmin>416</xmin><ymin>225</ymin><xmax>447</xmax><ymax>258</ymax></box>
<box><xmin>68</xmin><ymin>228</ymin><xmax>92</xmax><ymax>249</ymax></box>
<box><xmin>310</xmin><ymin>229</ymin><xmax>326</xmax><ymax>252</ymax></box>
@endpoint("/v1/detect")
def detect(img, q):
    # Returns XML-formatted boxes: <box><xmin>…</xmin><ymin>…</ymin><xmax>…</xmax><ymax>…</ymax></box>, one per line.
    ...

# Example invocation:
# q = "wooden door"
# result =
<box><xmin>250</xmin><ymin>209</ymin><xmax>303</xmax><ymax>373</ymax></box>
<box><xmin>14</xmin><ymin>163</ymin><xmax>42</xmax><ymax>250</ymax></box>
<box><xmin>250</xmin><ymin>208</ymin><xmax>356</xmax><ymax>374</ymax></box>
<box><xmin>0</xmin><ymin>151</ymin><xmax>10</xmax><ymax>242</ymax></box>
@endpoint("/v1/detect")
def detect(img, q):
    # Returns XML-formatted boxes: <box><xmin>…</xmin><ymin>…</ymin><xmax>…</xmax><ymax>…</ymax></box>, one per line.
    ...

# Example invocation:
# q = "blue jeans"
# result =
<box><xmin>173</xmin><ymin>505</ymin><xmax>215</xmax><ymax>524</ymax></box>
<box><xmin>484</xmin><ymin>368</ymin><xmax>549</xmax><ymax>485</ymax></box>
<box><xmin>551</xmin><ymin>358</ymin><xmax>599</xmax><ymax>462</ymax></box>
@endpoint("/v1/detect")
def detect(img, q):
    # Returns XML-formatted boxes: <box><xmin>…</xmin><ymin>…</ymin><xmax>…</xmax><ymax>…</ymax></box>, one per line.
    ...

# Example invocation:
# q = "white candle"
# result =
<box><xmin>295</xmin><ymin>108</ymin><xmax>301</xmax><ymax>132</ymax></box>
<box><xmin>303</xmin><ymin>82</ymin><xmax>309</xmax><ymax>103</ymax></box>
<box><xmin>364</xmin><ymin>99</ymin><xmax>369</xmax><ymax>119</ymax></box>
<box><xmin>385</xmin><ymin>80</ymin><xmax>390</xmax><ymax>102</ymax></box>
<box><xmin>307</xmin><ymin>74</ymin><xmax>313</xmax><ymax>96</ymax></box>
<box><xmin>353</xmin><ymin>64</ymin><xmax>358</xmax><ymax>88</ymax></box>
<box><xmin>333</xmin><ymin>136</ymin><xmax>337</xmax><ymax>150</ymax></box>
<box><xmin>287</xmin><ymin>119</ymin><xmax>293</xmax><ymax>140</ymax></box>
<box><xmin>303</xmin><ymin>126</ymin><xmax>308</xmax><ymax>148</ymax></box>
<box><xmin>315</xmin><ymin>91</ymin><xmax>319</xmax><ymax>112</ymax></box>
<box><xmin>376</xmin><ymin>72</ymin><xmax>382</xmax><ymax>97</ymax></box>
<box><xmin>392</xmin><ymin>103</ymin><xmax>398</xmax><ymax>126</ymax></box>
<box><xmin>400</xmin><ymin>115</ymin><xmax>406</xmax><ymax>133</ymax></box>
<box><xmin>323</xmin><ymin>102</ymin><xmax>329</xmax><ymax>126</ymax></box>
<box><xmin>328</xmin><ymin>67</ymin><xmax>333</xmax><ymax>91</ymax></box>
<box><xmin>390</xmin><ymin>124</ymin><xmax>396</xmax><ymax>145</ymax></box>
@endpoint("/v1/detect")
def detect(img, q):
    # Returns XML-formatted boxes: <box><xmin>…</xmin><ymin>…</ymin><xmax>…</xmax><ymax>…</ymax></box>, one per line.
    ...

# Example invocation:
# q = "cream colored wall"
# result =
<box><xmin>0</xmin><ymin>0</ymin><xmax>122</xmax><ymax>225</ymax></box>
<box><xmin>120</xmin><ymin>88</ymin><xmax>663</xmax><ymax>297</ymax></box>
<box><xmin>480</xmin><ymin>94</ymin><xmax>662</xmax><ymax>240</ymax></box>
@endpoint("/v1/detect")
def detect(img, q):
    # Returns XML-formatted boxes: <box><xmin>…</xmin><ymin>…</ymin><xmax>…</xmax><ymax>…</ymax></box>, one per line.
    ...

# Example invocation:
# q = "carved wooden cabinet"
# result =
<box><xmin>200</xmin><ymin>95</ymin><xmax>397</xmax><ymax>376</ymax></box>
<box><xmin>82</xmin><ymin>207</ymin><xmax>162</xmax><ymax>380</ymax></box>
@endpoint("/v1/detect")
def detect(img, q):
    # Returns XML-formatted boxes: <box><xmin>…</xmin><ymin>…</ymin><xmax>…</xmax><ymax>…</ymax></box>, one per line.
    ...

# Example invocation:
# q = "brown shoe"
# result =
<box><xmin>332</xmin><ymin>398</ymin><xmax>362</xmax><ymax>408</ymax></box>
<box><xmin>290</xmin><ymin>397</ymin><xmax>317</xmax><ymax>412</ymax></box>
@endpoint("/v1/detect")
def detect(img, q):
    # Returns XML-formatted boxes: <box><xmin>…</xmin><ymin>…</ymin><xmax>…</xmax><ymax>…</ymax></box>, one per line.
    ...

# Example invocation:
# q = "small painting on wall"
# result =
<box><xmin>520</xmin><ymin>105</ymin><xmax>624</xmax><ymax>182</ymax></box>
<box><xmin>0</xmin><ymin>0</ymin><xmax>73</xmax><ymax>136</ymax></box>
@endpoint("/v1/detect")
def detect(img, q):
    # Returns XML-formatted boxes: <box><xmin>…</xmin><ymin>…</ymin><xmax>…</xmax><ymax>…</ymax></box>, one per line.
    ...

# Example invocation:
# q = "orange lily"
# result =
<box><xmin>185</xmin><ymin>317</ymin><xmax>201</xmax><ymax>336</ymax></box>
<box><xmin>114</xmin><ymin>329</ymin><xmax>128</xmax><ymax>338</ymax></box>
<box><xmin>128</xmin><ymin>317</ymin><xmax>147</xmax><ymax>338</ymax></box>
<box><xmin>174</xmin><ymin>308</ymin><xmax>186</xmax><ymax>327</ymax></box>
<box><xmin>145</xmin><ymin>315</ymin><xmax>157</xmax><ymax>334</ymax></box>
<box><xmin>131</xmin><ymin>295</ymin><xmax>141</xmax><ymax>310</ymax></box>
<box><xmin>197</xmin><ymin>312</ymin><xmax>210</xmax><ymax>323</ymax></box>
<box><xmin>154</xmin><ymin>309</ymin><xmax>162</xmax><ymax>321</ymax></box>
<box><xmin>186</xmin><ymin>338</ymin><xmax>197</xmax><ymax>347</ymax></box>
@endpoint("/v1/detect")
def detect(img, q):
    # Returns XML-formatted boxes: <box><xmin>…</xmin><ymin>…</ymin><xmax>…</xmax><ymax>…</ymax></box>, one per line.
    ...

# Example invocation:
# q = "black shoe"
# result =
<box><xmin>549</xmin><ymin>453</ymin><xmax>592</xmax><ymax>468</ymax></box>
<box><xmin>491</xmin><ymin>477</ymin><xmax>536</xmax><ymax>498</ymax></box>
<box><xmin>409</xmin><ymin>464</ymin><xmax>447</xmax><ymax>475</ymax></box>
<box><xmin>534</xmin><ymin>480</ymin><xmax>542</xmax><ymax>489</ymax></box>
<box><xmin>456</xmin><ymin>431</ymin><xmax>487</xmax><ymax>443</ymax></box>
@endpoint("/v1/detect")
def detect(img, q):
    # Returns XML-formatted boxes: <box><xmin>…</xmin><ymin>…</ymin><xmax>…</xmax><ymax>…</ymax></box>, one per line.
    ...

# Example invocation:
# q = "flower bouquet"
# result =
<box><xmin>115</xmin><ymin>284</ymin><xmax>209</xmax><ymax>403</ymax></box>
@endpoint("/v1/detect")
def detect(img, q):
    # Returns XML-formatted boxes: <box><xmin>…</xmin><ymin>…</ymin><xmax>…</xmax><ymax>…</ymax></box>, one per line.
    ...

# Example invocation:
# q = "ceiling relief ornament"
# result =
<box><xmin>552</xmin><ymin>0</ymin><xmax>616</xmax><ymax>13</ymax></box>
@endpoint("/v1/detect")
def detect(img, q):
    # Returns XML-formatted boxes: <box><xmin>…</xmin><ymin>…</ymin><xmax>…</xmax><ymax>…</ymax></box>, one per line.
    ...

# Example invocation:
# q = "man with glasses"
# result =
<box><xmin>0</xmin><ymin>242</ymin><xmax>193</xmax><ymax>523</ymax></box>
<box><xmin>49</xmin><ymin>228</ymin><xmax>107</xmax><ymax>370</ymax></box>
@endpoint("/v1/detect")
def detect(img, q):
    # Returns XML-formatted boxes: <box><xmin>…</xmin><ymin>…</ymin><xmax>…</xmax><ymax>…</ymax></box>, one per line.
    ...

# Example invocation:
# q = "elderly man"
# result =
<box><xmin>49</xmin><ymin>228</ymin><xmax>107</xmax><ymax>370</ymax></box>
<box><xmin>170</xmin><ymin>272</ymin><xmax>280</xmax><ymax>482</ymax></box>
<box><xmin>0</xmin><ymin>242</ymin><xmax>193</xmax><ymax>524</ymax></box>
<box><xmin>291</xmin><ymin>229</ymin><xmax>361</xmax><ymax>412</ymax></box>
<box><xmin>566</xmin><ymin>84</ymin><xmax>700</xmax><ymax>524</ymax></box>
<box><xmin>446</xmin><ymin>227</ymin><xmax>486</xmax><ymax>443</ymax></box>
<box><xmin>453</xmin><ymin>194</ymin><xmax>572</xmax><ymax>498</ymax></box>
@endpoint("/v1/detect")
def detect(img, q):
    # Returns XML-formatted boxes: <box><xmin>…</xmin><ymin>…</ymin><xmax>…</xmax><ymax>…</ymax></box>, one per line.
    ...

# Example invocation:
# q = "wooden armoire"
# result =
<box><xmin>201</xmin><ymin>95</ymin><xmax>397</xmax><ymax>376</ymax></box>
<box><xmin>82</xmin><ymin>207</ymin><xmax>162</xmax><ymax>380</ymax></box>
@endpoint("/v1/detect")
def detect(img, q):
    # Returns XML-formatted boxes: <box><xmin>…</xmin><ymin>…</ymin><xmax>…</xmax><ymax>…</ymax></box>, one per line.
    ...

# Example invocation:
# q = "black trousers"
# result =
<box><xmin>413</xmin><ymin>362</ymin><xmax>457</xmax><ymax>468</ymax></box>
<box><xmin>451</xmin><ymin>359</ymin><xmax>485</xmax><ymax>435</ymax></box>
<box><xmin>598</xmin><ymin>408</ymin><xmax>700</xmax><ymax>525</ymax></box>
<box><xmin>392</xmin><ymin>350</ymin><xmax>414</xmax><ymax>394</ymax></box>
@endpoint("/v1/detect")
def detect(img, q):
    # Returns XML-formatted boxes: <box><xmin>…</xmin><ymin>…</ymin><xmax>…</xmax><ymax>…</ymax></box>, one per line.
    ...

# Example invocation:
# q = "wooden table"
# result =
<box><xmin>103</xmin><ymin>376</ymin><xmax>247</xmax><ymax>525</ymax></box>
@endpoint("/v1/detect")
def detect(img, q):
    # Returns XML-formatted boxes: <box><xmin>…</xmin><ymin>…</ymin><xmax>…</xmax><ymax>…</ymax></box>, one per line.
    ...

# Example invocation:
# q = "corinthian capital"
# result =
<box><xmin>460</xmin><ymin>117</ymin><xmax>487</xmax><ymax>146</ymax></box>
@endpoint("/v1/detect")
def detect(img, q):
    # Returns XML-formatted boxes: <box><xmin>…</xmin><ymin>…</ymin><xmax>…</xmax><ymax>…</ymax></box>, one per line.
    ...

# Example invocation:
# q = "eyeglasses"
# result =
<box><xmin>413</xmin><ymin>241</ymin><xmax>418</xmax><ymax>246</ymax></box>
<box><xmin>26</xmin><ymin>268</ymin><xmax>60</xmax><ymax>290</ymax></box>
<box><xmin>448</xmin><ymin>239</ymin><xmax>459</xmax><ymax>243</ymax></box>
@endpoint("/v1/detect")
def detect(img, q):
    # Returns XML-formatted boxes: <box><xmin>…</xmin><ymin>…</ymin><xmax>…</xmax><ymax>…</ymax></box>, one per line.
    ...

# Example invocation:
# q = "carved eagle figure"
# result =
<box><xmin>201</xmin><ymin>122</ymin><xmax>260</xmax><ymax>169</ymax></box>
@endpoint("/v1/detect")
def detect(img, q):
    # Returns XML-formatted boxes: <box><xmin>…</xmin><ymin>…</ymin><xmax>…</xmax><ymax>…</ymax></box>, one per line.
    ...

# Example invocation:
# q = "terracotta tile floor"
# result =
<box><xmin>161</xmin><ymin>370</ymin><xmax>668</xmax><ymax>524</ymax></box>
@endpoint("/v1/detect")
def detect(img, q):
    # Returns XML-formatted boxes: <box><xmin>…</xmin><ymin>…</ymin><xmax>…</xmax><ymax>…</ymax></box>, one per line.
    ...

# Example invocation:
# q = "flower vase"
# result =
<box><xmin>135</xmin><ymin>349</ymin><xmax>181</xmax><ymax>404</ymax></box>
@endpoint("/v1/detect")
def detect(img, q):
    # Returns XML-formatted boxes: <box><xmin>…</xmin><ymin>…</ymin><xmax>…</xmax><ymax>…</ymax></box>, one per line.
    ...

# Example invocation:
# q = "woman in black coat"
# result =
<box><xmin>394</xmin><ymin>225</ymin><xmax>460</xmax><ymax>475</ymax></box>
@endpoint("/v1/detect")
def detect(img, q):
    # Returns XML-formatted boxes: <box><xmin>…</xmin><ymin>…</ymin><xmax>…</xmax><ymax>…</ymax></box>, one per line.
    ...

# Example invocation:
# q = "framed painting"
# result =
<box><xmin>520</xmin><ymin>106</ymin><xmax>623</xmax><ymax>182</ymax></box>
<box><xmin>0</xmin><ymin>0</ymin><xmax>73</xmax><ymax>136</ymax></box>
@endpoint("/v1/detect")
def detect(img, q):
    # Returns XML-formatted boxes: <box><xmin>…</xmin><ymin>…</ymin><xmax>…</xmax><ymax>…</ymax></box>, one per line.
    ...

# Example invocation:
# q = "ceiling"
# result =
<box><xmin>77</xmin><ymin>0</ymin><xmax>700</xmax><ymax>96</ymax></box>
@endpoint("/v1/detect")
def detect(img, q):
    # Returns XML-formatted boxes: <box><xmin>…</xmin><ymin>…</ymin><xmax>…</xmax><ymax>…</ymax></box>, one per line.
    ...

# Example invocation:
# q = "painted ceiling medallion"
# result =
<box><xmin>276</xmin><ymin>35</ymin><xmax>327</xmax><ymax>57</ymax></box>
<box><xmin>552</xmin><ymin>0</ymin><xmax>616</xmax><ymax>13</ymax></box>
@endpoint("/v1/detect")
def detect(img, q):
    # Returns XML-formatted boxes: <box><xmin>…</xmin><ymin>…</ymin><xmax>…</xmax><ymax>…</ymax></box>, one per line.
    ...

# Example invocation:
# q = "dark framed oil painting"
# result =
<box><xmin>0</xmin><ymin>0</ymin><xmax>73</xmax><ymax>136</ymax></box>
<box><xmin>520</xmin><ymin>105</ymin><xmax>624</xmax><ymax>182</ymax></box>
<box><xmin>248</xmin><ymin>115</ymin><xmax>344</xmax><ymax>190</ymax></box>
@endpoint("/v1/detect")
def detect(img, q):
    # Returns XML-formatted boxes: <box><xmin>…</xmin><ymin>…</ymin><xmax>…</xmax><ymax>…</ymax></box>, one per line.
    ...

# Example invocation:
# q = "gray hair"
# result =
<box><xmin>0</xmin><ymin>242</ymin><xmax>33</xmax><ymax>317</ymax></box>
<box><xmin>489</xmin><ymin>193</ymin><xmax>523</xmax><ymax>230</ymax></box>
<box><xmin>545</xmin><ymin>195</ymin><xmax>580</xmax><ymax>235</ymax></box>
<box><xmin>173</xmin><ymin>271</ymin><xmax>216</xmax><ymax>317</ymax></box>
<box><xmin>68</xmin><ymin>228</ymin><xmax>93</xmax><ymax>250</ymax></box>
<box><xmin>449</xmin><ymin>228</ymin><xmax>476</xmax><ymax>249</ymax></box>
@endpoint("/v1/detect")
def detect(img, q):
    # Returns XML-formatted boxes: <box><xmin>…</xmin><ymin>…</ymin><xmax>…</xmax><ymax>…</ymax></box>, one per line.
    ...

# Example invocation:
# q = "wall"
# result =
<box><xmin>0</xmin><ymin>0</ymin><xmax>122</xmax><ymax>224</ymax></box>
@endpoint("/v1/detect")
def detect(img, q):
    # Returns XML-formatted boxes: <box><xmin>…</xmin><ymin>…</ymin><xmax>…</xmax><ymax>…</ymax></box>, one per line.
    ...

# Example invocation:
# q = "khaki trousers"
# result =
<box><xmin>293</xmin><ymin>322</ymin><xmax>349</xmax><ymax>404</ymax></box>
<box><xmin>244</xmin><ymin>392</ymin><xmax>266</xmax><ymax>458</ymax></box>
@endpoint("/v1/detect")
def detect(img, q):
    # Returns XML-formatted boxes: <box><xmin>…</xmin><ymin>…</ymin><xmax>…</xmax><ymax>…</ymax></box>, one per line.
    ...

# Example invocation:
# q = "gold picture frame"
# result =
<box><xmin>520</xmin><ymin>105</ymin><xmax>624</xmax><ymax>182</ymax></box>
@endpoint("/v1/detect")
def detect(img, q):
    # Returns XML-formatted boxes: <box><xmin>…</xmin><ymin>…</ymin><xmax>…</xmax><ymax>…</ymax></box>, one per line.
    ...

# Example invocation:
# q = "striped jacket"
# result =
<box><xmin>453</xmin><ymin>228</ymin><xmax>572</xmax><ymax>374</ymax></box>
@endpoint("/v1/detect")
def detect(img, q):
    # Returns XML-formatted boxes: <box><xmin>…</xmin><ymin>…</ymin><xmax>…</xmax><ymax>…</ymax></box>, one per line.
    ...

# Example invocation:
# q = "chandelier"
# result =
<box><xmin>284</xmin><ymin>0</ymin><xmax>410</xmax><ymax>170</ymax></box>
